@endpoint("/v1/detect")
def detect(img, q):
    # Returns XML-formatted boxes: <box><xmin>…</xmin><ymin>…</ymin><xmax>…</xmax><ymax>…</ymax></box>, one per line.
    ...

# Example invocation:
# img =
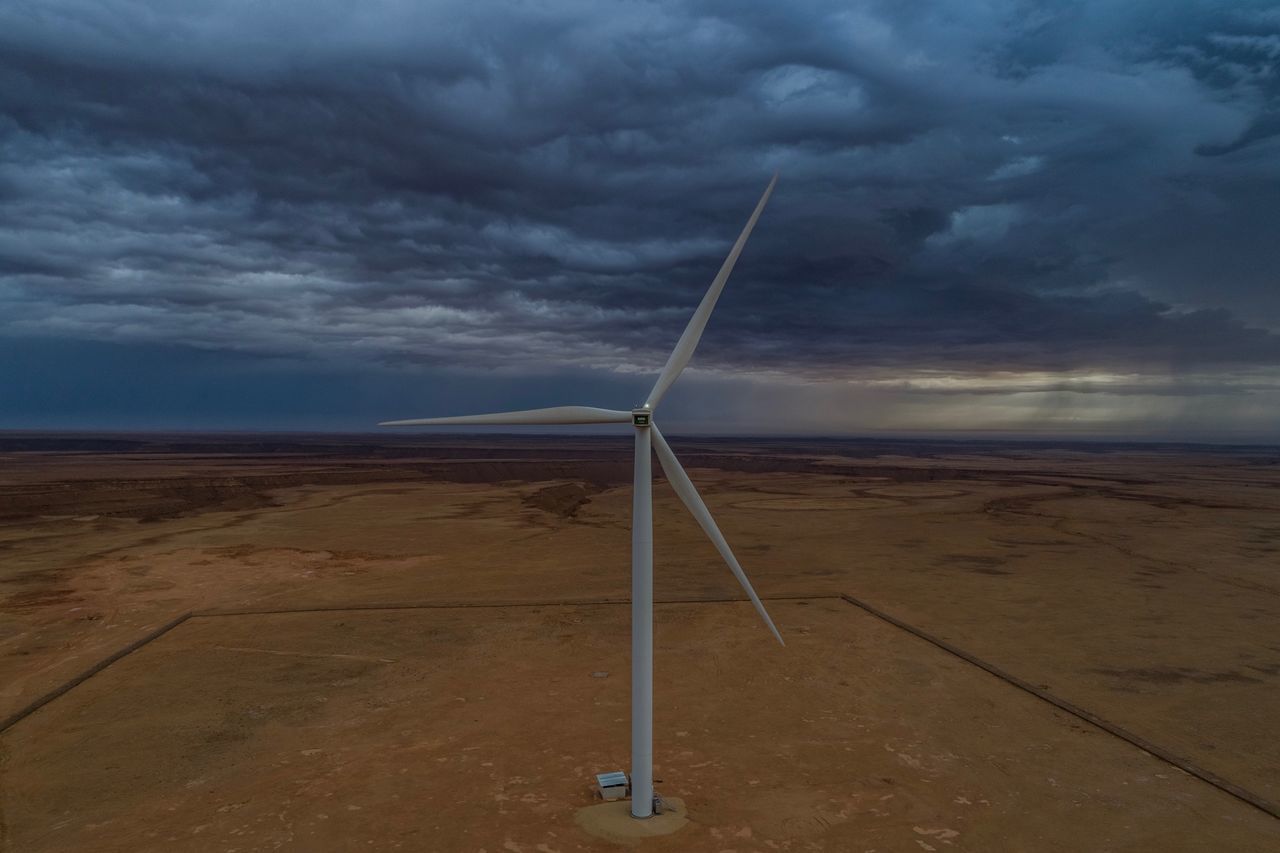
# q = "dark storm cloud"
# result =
<box><xmin>2</xmin><ymin>0</ymin><xmax>1279</xmax><ymax>395</ymax></box>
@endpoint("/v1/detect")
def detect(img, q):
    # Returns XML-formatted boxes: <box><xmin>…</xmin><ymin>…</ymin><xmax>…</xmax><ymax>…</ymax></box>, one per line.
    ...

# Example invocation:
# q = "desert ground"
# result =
<box><xmin>1</xmin><ymin>432</ymin><xmax>1278</xmax><ymax>852</ymax></box>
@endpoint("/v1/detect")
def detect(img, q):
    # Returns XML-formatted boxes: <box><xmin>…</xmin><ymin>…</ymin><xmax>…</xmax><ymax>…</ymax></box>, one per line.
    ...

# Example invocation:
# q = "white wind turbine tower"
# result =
<box><xmin>381</xmin><ymin>175</ymin><xmax>783</xmax><ymax>819</ymax></box>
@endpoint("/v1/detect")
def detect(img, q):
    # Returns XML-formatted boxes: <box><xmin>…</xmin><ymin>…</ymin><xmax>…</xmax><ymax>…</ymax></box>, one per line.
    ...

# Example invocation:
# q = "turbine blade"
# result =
<box><xmin>645</xmin><ymin>174</ymin><xmax>778</xmax><ymax>409</ymax></box>
<box><xmin>379</xmin><ymin>406</ymin><xmax>632</xmax><ymax>426</ymax></box>
<box><xmin>650</xmin><ymin>425</ymin><xmax>784</xmax><ymax>645</ymax></box>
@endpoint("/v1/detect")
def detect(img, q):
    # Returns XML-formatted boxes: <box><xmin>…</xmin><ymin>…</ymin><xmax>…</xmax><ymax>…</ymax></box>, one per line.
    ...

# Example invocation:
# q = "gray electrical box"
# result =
<box><xmin>595</xmin><ymin>771</ymin><xmax>629</xmax><ymax>801</ymax></box>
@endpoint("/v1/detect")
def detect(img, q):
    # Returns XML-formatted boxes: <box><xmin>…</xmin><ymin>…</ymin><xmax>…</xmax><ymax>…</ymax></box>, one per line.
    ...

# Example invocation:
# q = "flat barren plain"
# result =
<box><xmin>1</xmin><ymin>433</ymin><xmax>1278</xmax><ymax>852</ymax></box>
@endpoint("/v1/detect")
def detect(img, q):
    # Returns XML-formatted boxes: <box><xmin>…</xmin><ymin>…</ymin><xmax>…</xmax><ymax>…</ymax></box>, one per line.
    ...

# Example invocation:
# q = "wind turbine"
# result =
<box><xmin>381</xmin><ymin>175</ymin><xmax>783</xmax><ymax>819</ymax></box>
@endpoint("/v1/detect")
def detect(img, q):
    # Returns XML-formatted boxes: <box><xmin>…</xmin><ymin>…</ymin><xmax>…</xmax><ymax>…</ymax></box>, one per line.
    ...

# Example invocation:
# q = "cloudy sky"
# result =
<box><xmin>2</xmin><ymin>1</ymin><xmax>1279</xmax><ymax>439</ymax></box>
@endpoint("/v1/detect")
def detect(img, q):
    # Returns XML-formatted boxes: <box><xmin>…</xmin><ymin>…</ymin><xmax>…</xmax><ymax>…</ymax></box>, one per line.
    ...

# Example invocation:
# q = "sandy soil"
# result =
<box><xmin>1</xmin><ymin>434</ymin><xmax>1278</xmax><ymax>851</ymax></box>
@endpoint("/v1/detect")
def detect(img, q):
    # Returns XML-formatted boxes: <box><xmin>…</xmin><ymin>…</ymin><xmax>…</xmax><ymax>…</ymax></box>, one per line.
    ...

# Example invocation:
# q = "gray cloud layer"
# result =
<box><xmin>2</xmin><ymin>1</ymin><xmax>1279</xmax><ymax>431</ymax></box>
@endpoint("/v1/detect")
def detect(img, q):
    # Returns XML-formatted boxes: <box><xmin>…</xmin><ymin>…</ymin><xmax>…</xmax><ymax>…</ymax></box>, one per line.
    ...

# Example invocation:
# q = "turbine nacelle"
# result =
<box><xmin>631</xmin><ymin>406</ymin><xmax>652</xmax><ymax>427</ymax></box>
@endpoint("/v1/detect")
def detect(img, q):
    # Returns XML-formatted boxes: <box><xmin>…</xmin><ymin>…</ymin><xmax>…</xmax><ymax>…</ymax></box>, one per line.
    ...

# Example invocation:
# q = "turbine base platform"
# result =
<box><xmin>575</xmin><ymin>795</ymin><xmax>688</xmax><ymax>842</ymax></box>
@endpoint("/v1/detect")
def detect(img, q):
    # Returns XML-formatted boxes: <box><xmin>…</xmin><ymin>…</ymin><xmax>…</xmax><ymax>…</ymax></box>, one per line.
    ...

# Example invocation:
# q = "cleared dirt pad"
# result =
<box><xmin>6</xmin><ymin>600</ymin><xmax>1277</xmax><ymax>852</ymax></box>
